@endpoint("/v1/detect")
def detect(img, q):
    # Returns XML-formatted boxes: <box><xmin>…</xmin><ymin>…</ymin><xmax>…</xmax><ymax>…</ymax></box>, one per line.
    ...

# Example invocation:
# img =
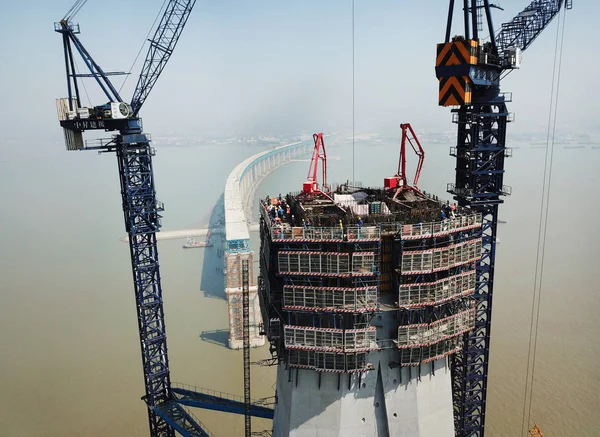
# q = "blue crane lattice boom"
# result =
<box><xmin>496</xmin><ymin>0</ymin><xmax>570</xmax><ymax>55</ymax></box>
<box><xmin>436</xmin><ymin>1</ymin><xmax>571</xmax><ymax>436</ymax></box>
<box><xmin>130</xmin><ymin>0</ymin><xmax>197</xmax><ymax>116</ymax></box>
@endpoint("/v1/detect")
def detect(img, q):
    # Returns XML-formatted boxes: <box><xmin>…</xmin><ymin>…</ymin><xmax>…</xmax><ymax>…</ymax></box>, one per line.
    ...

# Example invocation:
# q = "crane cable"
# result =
<box><xmin>351</xmin><ymin>0</ymin><xmax>356</xmax><ymax>184</ymax></box>
<box><xmin>520</xmin><ymin>6</ymin><xmax>568</xmax><ymax>436</ymax></box>
<box><xmin>72</xmin><ymin>57</ymin><xmax>92</xmax><ymax>107</ymax></box>
<box><xmin>118</xmin><ymin>0</ymin><xmax>170</xmax><ymax>94</ymax></box>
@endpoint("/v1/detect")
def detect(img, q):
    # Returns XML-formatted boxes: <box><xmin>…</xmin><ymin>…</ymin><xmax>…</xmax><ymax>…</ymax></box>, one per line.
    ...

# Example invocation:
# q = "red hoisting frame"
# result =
<box><xmin>302</xmin><ymin>133</ymin><xmax>330</xmax><ymax>196</ymax></box>
<box><xmin>384</xmin><ymin>123</ymin><xmax>425</xmax><ymax>198</ymax></box>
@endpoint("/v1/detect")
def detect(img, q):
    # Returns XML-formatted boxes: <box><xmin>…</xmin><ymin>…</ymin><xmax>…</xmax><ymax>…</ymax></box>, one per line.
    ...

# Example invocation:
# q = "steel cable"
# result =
<box><xmin>118</xmin><ymin>0</ymin><xmax>170</xmax><ymax>95</ymax></box>
<box><xmin>352</xmin><ymin>0</ymin><xmax>355</xmax><ymax>183</ymax></box>
<box><xmin>520</xmin><ymin>6</ymin><xmax>567</xmax><ymax>436</ymax></box>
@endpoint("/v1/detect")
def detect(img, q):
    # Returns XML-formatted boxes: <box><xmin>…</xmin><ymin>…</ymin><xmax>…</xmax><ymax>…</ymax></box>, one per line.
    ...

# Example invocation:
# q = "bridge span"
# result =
<box><xmin>223</xmin><ymin>139</ymin><xmax>313</xmax><ymax>349</ymax></box>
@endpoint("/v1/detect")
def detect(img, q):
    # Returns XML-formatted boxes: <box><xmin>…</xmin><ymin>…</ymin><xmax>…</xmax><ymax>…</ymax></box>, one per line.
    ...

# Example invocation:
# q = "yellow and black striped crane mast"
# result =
<box><xmin>435</xmin><ymin>1</ymin><xmax>571</xmax><ymax>436</ymax></box>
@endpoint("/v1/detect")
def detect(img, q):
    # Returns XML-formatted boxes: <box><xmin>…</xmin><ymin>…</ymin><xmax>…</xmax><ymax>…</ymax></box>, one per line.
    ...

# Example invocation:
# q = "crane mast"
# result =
<box><xmin>54</xmin><ymin>2</ymin><xmax>202</xmax><ymax>436</ymax></box>
<box><xmin>436</xmin><ymin>1</ymin><xmax>571</xmax><ymax>435</ymax></box>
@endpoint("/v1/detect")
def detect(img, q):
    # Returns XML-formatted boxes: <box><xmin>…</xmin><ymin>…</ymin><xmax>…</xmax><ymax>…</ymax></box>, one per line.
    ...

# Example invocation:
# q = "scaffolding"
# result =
<box><xmin>401</xmin><ymin>213</ymin><xmax>481</xmax><ymax>239</ymax></box>
<box><xmin>277</xmin><ymin>251</ymin><xmax>378</xmax><ymax>276</ymax></box>
<box><xmin>284</xmin><ymin>326</ymin><xmax>377</xmax><ymax>352</ymax></box>
<box><xmin>225</xmin><ymin>250</ymin><xmax>262</xmax><ymax>345</ymax></box>
<box><xmin>345</xmin><ymin>225</ymin><xmax>381</xmax><ymax>241</ymax></box>
<box><xmin>398</xmin><ymin>336</ymin><xmax>463</xmax><ymax>366</ymax></box>
<box><xmin>283</xmin><ymin>285</ymin><xmax>378</xmax><ymax>312</ymax></box>
<box><xmin>397</xmin><ymin>306</ymin><xmax>476</xmax><ymax>349</ymax></box>
<box><xmin>287</xmin><ymin>349</ymin><xmax>373</xmax><ymax>373</ymax></box>
<box><xmin>399</xmin><ymin>270</ymin><xmax>476</xmax><ymax>308</ymax></box>
<box><xmin>268</xmin><ymin>318</ymin><xmax>281</xmax><ymax>339</ymax></box>
<box><xmin>352</xmin><ymin>252</ymin><xmax>377</xmax><ymax>273</ymax></box>
<box><xmin>260</xmin><ymin>206</ymin><xmax>344</xmax><ymax>242</ymax></box>
<box><xmin>242</xmin><ymin>260</ymin><xmax>251</xmax><ymax>437</ymax></box>
<box><xmin>400</xmin><ymin>238</ymin><xmax>482</xmax><ymax>274</ymax></box>
<box><xmin>258</xmin><ymin>183</ymin><xmax>492</xmax><ymax>385</ymax></box>
<box><xmin>261</xmin><ymin>203</ymin><xmax>479</xmax><ymax>243</ymax></box>
<box><xmin>227</xmin><ymin>291</ymin><xmax>262</xmax><ymax>342</ymax></box>
<box><xmin>226</xmin><ymin>252</ymin><xmax>256</xmax><ymax>290</ymax></box>
<box><xmin>273</xmin><ymin>225</ymin><xmax>345</xmax><ymax>242</ymax></box>
<box><xmin>278</xmin><ymin>251</ymin><xmax>349</xmax><ymax>275</ymax></box>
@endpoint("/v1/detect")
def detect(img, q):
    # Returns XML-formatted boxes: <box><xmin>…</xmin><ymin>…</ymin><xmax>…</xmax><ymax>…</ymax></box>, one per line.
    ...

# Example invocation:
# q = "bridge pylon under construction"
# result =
<box><xmin>258</xmin><ymin>162</ymin><xmax>483</xmax><ymax>435</ymax></box>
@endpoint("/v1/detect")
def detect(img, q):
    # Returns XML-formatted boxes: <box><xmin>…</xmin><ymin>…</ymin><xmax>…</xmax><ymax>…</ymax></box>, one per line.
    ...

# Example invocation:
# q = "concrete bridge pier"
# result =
<box><xmin>223</xmin><ymin>139</ymin><xmax>314</xmax><ymax>349</ymax></box>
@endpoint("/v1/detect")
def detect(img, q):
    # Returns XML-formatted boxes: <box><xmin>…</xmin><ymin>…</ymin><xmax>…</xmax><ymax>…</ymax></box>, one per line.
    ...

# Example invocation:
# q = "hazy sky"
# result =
<box><xmin>0</xmin><ymin>0</ymin><xmax>597</xmax><ymax>141</ymax></box>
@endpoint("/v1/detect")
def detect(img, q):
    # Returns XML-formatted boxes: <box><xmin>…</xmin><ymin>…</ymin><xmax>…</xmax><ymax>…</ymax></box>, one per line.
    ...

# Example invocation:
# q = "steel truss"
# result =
<box><xmin>116</xmin><ymin>132</ymin><xmax>174</xmax><ymax>437</ymax></box>
<box><xmin>448</xmin><ymin>100</ymin><xmax>510</xmax><ymax>436</ymax></box>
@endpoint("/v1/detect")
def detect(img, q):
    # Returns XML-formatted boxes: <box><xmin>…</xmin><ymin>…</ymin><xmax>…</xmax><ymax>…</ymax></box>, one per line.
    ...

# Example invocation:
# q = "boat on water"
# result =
<box><xmin>183</xmin><ymin>236</ymin><xmax>213</xmax><ymax>249</ymax></box>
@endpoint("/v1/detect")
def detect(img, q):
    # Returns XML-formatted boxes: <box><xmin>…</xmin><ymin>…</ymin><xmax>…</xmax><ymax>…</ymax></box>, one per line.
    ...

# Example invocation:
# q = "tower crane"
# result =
<box><xmin>435</xmin><ymin>1</ymin><xmax>572</xmax><ymax>435</ymax></box>
<box><xmin>54</xmin><ymin>1</ymin><xmax>202</xmax><ymax>436</ymax></box>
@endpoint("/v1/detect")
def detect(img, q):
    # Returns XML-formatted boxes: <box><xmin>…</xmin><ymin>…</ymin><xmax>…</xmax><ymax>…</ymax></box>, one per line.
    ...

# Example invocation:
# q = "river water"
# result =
<box><xmin>0</xmin><ymin>134</ymin><xmax>598</xmax><ymax>436</ymax></box>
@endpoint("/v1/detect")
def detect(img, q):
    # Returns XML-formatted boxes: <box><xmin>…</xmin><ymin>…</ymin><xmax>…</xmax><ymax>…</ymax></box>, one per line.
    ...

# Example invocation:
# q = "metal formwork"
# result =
<box><xmin>351</xmin><ymin>252</ymin><xmax>377</xmax><ymax>274</ymax></box>
<box><xmin>399</xmin><ymin>270</ymin><xmax>476</xmax><ymax>308</ymax></box>
<box><xmin>344</xmin><ymin>329</ymin><xmax>378</xmax><ymax>352</ymax></box>
<box><xmin>397</xmin><ymin>306</ymin><xmax>476</xmax><ymax>349</ymax></box>
<box><xmin>401</xmin><ymin>239</ymin><xmax>482</xmax><ymax>274</ymax></box>
<box><xmin>399</xmin><ymin>337</ymin><xmax>463</xmax><ymax>366</ymax></box>
<box><xmin>285</xmin><ymin>327</ymin><xmax>344</xmax><ymax>352</ymax></box>
<box><xmin>287</xmin><ymin>350</ymin><xmax>372</xmax><ymax>373</ymax></box>
<box><xmin>283</xmin><ymin>285</ymin><xmax>378</xmax><ymax>312</ymax></box>
<box><xmin>277</xmin><ymin>251</ymin><xmax>351</xmax><ymax>275</ymax></box>
<box><xmin>284</xmin><ymin>326</ymin><xmax>377</xmax><ymax>352</ymax></box>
